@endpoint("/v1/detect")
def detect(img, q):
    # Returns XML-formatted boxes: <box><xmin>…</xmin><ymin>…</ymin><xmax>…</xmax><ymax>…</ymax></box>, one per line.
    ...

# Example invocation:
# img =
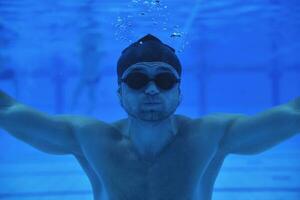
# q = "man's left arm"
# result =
<box><xmin>219</xmin><ymin>97</ymin><xmax>300</xmax><ymax>155</ymax></box>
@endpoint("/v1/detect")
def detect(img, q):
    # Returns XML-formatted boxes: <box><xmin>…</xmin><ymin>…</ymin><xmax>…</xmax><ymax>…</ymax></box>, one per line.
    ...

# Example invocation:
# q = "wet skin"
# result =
<box><xmin>1</xmin><ymin>61</ymin><xmax>299</xmax><ymax>200</ymax></box>
<box><xmin>74</xmin><ymin>114</ymin><xmax>231</xmax><ymax>200</ymax></box>
<box><xmin>71</xmin><ymin>63</ymin><xmax>230</xmax><ymax>200</ymax></box>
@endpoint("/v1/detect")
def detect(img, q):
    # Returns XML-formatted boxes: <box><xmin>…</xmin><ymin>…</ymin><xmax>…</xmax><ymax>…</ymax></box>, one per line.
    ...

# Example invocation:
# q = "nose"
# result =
<box><xmin>144</xmin><ymin>81</ymin><xmax>159</xmax><ymax>95</ymax></box>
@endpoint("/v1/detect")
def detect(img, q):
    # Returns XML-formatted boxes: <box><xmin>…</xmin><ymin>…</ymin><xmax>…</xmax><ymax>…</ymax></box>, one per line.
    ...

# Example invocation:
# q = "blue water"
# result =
<box><xmin>0</xmin><ymin>0</ymin><xmax>300</xmax><ymax>199</ymax></box>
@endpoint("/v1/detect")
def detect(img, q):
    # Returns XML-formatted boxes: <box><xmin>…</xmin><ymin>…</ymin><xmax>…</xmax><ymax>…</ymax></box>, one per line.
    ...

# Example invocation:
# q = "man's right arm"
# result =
<box><xmin>0</xmin><ymin>90</ymin><xmax>91</xmax><ymax>156</ymax></box>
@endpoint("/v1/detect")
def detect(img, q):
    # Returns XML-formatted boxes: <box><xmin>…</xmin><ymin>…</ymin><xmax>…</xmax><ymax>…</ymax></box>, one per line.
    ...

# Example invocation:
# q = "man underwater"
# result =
<box><xmin>0</xmin><ymin>34</ymin><xmax>300</xmax><ymax>200</ymax></box>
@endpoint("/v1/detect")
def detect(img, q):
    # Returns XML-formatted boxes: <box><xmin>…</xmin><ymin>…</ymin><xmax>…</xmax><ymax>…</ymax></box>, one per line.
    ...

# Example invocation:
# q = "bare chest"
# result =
<box><xmin>80</xmin><ymin>129</ymin><xmax>219</xmax><ymax>200</ymax></box>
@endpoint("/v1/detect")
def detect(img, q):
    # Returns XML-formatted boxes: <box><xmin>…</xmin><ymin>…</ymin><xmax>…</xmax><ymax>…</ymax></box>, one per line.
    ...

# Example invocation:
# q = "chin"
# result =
<box><xmin>138</xmin><ymin>110</ymin><xmax>172</xmax><ymax>122</ymax></box>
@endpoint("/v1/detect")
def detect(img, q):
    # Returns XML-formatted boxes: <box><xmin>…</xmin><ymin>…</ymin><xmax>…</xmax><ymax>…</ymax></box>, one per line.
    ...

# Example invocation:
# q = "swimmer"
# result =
<box><xmin>0</xmin><ymin>34</ymin><xmax>299</xmax><ymax>200</ymax></box>
<box><xmin>0</xmin><ymin>22</ymin><xmax>19</xmax><ymax>97</ymax></box>
<box><xmin>70</xmin><ymin>32</ymin><xmax>103</xmax><ymax>114</ymax></box>
<box><xmin>0</xmin><ymin>46</ymin><xmax>19</xmax><ymax>98</ymax></box>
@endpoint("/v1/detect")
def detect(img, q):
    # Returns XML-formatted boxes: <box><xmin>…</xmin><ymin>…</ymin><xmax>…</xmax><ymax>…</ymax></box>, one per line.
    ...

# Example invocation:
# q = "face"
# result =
<box><xmin>118</xmin><ymin>62</ymin><xmax>181</xmax><ymax>121</ymax></box>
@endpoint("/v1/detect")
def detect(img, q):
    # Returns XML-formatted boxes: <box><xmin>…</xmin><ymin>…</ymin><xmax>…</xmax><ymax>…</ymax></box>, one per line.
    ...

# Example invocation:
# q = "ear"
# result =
<box><xmin>117</xmin><ymin>86</ymin><xmax>123</xmax><ymax>107</ymax></box>
<box><xmin>177</xmin><ymin>87</ymin><xmax>182</xmax><ymax>106</ymax></box>
<box><xmin>117</xmin><ymin>86</ymin><xmax>121</xmax><ymax>97</ymax></box>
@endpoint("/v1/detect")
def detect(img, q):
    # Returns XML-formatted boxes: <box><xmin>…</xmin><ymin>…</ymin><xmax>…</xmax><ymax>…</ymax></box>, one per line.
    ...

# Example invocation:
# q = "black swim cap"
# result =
<box><xmin>117</xmin><ymin>34</ymin><xmax>182</xmax><ymax>82</ymax></box>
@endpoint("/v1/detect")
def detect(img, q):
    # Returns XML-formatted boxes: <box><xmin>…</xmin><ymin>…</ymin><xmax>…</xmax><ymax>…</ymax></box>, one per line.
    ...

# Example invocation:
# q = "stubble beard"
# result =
<box><xmin>138</xmin><ymin>110</ymin><xmax>167</xmax><ymax>121</ymax></box>
<box><xmin>122</xmin><ymin>95</ymin><xmax>180</xmax><ymax>122</ymax></box>
<box><xmin>135</xmin><ymin>102</ymin><xmax>178</xmax><ymax>122</ymax></box>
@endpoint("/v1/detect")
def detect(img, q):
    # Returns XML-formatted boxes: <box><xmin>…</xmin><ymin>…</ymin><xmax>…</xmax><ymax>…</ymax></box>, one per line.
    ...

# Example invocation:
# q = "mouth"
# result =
<box><xmin>143</xmin><ymin>102</ymin><xmax>161</xmax><ymax>105</ymax></box>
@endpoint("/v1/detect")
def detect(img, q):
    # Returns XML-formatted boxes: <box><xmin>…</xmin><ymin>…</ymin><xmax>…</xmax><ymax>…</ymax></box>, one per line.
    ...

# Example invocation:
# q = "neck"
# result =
<box><xmin>125</xmin><ymin>115</ymin><xmax>177</xmax><ymax>147</ymax></box>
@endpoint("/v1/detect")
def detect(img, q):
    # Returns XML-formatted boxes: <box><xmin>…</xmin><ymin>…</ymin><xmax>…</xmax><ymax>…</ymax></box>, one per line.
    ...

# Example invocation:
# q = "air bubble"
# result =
<box><xmin>170</xmin><ymin>32</ymin><xmax>182</xmax><ymax>38</ymax></box>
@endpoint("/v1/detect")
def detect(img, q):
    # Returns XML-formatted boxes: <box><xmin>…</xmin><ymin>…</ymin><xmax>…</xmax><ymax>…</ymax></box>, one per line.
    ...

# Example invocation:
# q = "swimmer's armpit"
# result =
<box><xmin>287</xmin><ymin>96</ymin><xmax>300</xmax><ymax>112</ymax></box>
<box><xmin>0</xmin><ymin>90</ymin><xmax>16</xmax><ymax>108</ymax></box>
<box><xmin>219</xmin><ymin>97</ymin><xmax>300</xmax><ymax>155</ymax></box>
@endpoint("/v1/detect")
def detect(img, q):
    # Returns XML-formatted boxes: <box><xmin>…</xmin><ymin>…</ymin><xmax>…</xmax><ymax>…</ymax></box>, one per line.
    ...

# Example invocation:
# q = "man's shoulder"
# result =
<box><xmin>187</xmin><ymin>112</ymin><xmax>244</xmax><ymax>125</ymax></box>
<box><xmin>58</xmin><ymin>115</ymin><xmax>118</xmax><ymax>138</ymax></box>
<box><xmin>110</xmin><ymin>118</ymin><xmax>128</xmax><ymax>130</ymax></box>
<box><xmin>174</xmin><ymin>114</ymin><xmax>192</xmax><ymax>124</ymax></box>
<box><xmin>178</xmin><ymin>113</ymin><xmax>244</xmax><ymax>137</ymax></box>
<box><xmin>58</xmin><ymin>115</ymin><xmax>110</xmax><ymax>128</ymax></box>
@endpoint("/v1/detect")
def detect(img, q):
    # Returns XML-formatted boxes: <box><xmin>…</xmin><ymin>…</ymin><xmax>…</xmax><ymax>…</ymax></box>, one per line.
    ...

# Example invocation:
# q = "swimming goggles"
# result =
<box><xmin>121</xmin><ymin>72</ymin><xmax>180</xmax><ymax>90</ymax></box>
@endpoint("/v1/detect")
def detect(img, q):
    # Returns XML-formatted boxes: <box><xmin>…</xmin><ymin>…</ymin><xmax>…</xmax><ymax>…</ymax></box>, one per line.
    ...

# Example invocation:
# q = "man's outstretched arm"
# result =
<box><xmin>218</xmin><ymin>97</ymin><xmax>300</xmax><ymax>155</ymax></box>
<box><xmin>0</xmin><ymin>90</ymin><xmax>91</xmax><ymax>155</ymax></box>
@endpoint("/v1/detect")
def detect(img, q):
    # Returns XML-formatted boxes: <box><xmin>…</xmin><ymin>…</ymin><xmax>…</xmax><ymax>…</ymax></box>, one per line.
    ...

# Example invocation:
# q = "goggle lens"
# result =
<box><xmin>123</xmin><ymin>72</ymin><xmax>180</xmax><ymax>90</ymax></box>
